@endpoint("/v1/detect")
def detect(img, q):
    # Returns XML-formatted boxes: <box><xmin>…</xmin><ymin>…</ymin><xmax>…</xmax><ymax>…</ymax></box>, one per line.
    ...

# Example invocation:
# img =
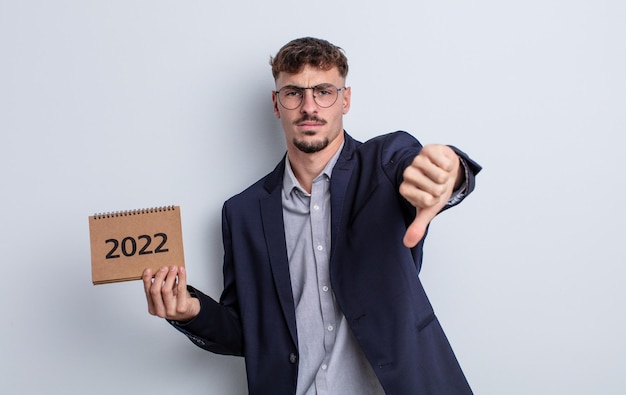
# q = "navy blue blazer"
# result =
<box><xmin>172</xmin><ymin>131</ymin><xmax>481</xmax><ymax>394</ymax></box>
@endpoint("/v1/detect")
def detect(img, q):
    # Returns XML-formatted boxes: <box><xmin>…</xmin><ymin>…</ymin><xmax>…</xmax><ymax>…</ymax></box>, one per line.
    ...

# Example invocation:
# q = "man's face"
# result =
<box><xmin>272</xmin><ymin>65</ymin><xmax>351</xmax><ymax>155</ymax></box>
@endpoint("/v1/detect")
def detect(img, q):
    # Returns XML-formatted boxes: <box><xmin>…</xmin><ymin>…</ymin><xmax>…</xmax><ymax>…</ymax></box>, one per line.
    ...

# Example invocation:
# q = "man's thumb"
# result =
<box><xmin>403</xmin><ymin>207</ymin><xmax>436</xmax><ymax>248</ymax></box>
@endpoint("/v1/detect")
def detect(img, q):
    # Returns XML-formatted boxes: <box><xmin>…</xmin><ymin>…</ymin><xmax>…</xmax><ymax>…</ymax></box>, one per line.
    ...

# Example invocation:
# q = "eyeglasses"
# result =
<box><xmin>275</xmin><ymin>84</ymin><xmax>346</xmax><ymax>110</ymax></box>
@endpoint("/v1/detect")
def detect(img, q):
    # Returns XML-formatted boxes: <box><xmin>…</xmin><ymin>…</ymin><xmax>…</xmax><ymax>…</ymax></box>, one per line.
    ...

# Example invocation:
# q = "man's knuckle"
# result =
<box><xmin>423</xmin><ymin>195</ymin><xmax>439</xmax><ymax>207</ymax></box>
<box><xmin>176</xmin><ymin>305</ymin><xmax>187</xmax><ymax>315</ymax></box>
<box><xmin>433</xmin><ymin>173</ymin><xmax>446</xmax><ymax>184</ymax></box>
<box><xmin>434</xmin><ymin>184</ymin><xmax>447</xmax><ymax>196</ymax></box>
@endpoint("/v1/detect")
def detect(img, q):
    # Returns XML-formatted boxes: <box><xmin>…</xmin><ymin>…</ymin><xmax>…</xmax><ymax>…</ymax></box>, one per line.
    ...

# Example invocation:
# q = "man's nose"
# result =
<box><xmin>300</xmin><ymin>89</ymin><xmax>318</xmax><ymax>113</ymax></box>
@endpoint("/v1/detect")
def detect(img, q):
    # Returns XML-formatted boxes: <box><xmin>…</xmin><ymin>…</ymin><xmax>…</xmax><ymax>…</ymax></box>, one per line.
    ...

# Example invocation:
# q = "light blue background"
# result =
<box><xmin>1</xmin><ymin>1</ymin><xmax>625</xmax><ymax>394</ymax></box>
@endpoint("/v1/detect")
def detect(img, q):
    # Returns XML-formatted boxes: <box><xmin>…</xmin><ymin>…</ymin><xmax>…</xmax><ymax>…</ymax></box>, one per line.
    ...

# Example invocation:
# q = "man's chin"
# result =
<box><xmin>294</xmin><ymin>137</ymin><xmax>329</xmax><ymax>154</ymax></box>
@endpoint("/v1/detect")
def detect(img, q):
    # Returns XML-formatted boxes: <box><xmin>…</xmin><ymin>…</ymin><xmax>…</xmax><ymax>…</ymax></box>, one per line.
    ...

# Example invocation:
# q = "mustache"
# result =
<box><xmin>293</xmin><ymin>115</ymin><xmax>327</xmax><ymax>125</ymax></box>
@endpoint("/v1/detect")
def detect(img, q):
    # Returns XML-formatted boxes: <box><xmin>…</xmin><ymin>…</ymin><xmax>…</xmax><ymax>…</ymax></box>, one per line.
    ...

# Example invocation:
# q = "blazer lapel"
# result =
<box><xmin>330</xmin><ymin>133</ymin><xmax>358</xmax><ymax>259</ymax></box>
<box><xmin>259</xmin><ymin>159</ymin><xmax>298</xmax><ymax>347</ymax></box>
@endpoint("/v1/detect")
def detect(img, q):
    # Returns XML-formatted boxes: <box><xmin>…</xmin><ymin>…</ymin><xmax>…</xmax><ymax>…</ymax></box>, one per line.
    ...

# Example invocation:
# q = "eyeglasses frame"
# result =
<box><xmin>274</xmin><ymin>84</ymin><xmax>347</xmax><ymax>110</ymax></box>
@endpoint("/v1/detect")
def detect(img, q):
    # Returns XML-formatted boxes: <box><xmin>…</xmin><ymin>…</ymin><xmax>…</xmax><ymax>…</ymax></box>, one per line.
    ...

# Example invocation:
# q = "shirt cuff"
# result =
<box><xmin>447</xmin><ymin>157</ymin><xmax>469</xmax><ymax>206</ymax></box>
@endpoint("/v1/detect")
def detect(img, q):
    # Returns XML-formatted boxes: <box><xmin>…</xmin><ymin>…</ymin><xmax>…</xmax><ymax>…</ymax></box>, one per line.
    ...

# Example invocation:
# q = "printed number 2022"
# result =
<box><xmin>105</xmin><ymin>233</ymin><xmax>169</xmax><ymax>259</ymax></box>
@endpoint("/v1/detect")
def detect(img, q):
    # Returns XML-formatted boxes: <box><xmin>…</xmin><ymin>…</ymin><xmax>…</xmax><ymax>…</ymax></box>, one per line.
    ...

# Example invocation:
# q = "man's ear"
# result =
<box><xmin>342</xmin><ymin>86</ymin><xmax>351</xmax><ymax>115</ymax></box>
<box><xmin>272</xmin><ymin>91</ymin><xmax>281</xmax><ymax>118</ymax></box>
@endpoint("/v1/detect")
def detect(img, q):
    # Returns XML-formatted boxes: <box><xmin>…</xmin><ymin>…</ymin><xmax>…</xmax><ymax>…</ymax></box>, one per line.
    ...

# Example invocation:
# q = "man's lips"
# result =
<box><xmin>294</xmin><ymin>116</ymin><xmax>326</xmax><ymax>127</ymax></box>
<box><xmin>298</xmin><ymin>121</ymin><xmax>324</xmax><ymax>127</ymax></box>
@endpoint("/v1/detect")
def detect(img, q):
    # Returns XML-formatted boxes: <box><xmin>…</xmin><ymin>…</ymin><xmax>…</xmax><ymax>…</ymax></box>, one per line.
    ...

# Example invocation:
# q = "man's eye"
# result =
<box><xmin>283</xmin><ymin>90</ymin><xmax>302</xmax><ymax>97</ymax></box>
<box><xmin>316</xmin><ymin>87</ymin><xmax>335</xmax><ymax>96</ymax></box>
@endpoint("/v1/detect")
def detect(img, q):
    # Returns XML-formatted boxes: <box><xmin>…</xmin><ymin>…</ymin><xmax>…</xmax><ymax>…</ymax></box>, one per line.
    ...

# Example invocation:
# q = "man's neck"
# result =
<box><xmin>287</xmin><ymin>134</ymin><xmax>344</xmax><ymax>193</ymax></box>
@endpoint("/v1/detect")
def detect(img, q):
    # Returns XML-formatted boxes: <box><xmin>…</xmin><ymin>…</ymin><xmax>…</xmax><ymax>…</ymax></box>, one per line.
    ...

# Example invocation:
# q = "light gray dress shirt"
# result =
<box><xmin>282</xmin><ymin>144</ymin><xmax>386</xmax><ymax>395</ymax></box>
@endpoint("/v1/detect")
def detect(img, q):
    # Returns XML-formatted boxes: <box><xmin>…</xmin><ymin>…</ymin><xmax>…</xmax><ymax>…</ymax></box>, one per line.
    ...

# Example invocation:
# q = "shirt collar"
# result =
<box><xmin>282</xmin><ymin>141</ymin><xmax>345</xmax><ymax>200</ymax></box>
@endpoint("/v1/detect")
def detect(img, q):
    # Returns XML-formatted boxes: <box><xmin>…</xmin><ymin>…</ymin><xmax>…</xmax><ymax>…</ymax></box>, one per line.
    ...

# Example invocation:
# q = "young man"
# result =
<box><xmin>143</xmin><ymin>37</ymin><xmax>481</xmax><ymax>394</ymax></box>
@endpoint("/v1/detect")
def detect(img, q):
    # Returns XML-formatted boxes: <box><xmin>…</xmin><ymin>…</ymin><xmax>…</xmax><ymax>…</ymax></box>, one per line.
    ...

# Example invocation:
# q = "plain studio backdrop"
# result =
<box><xmin>1</xmin><ymin>1</ymin><xmax>624</xmax><ymax>394</ymax></box>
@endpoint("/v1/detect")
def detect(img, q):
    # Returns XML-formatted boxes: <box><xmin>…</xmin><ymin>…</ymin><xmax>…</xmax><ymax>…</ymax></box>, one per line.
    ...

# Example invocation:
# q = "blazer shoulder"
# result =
<box><xmin>358</xmin><ymin>131</ymin><xmax>423</xmax><ymax>159</ymax></box>
<box><xmin>225</xmin><ymin>155</ymin><xmax>286</xmax><ymax>207</ymax></box>
<box><xmin>364</xmin><ymin>130</ymin><xmax>421</xmax><ymax>149</ymax></box>
<box><xmin>355</xmin><ymin>131</ymin><xmax>424</xmax><ymax>182</ymax></box>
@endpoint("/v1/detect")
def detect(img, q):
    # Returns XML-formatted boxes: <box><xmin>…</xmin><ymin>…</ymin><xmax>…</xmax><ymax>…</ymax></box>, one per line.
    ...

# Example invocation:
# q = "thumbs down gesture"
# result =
<box><xmin>399</xmin><ymin>145</ymin><xmax>464</xmax><ymax>248</ymax></box>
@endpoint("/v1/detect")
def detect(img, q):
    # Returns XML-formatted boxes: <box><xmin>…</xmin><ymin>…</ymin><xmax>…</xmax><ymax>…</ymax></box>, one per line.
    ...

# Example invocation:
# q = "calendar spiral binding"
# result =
<box><xmin>92</xmin><ymin>205</ymin><xmax>177</xmax><ymax>220</ymax></box>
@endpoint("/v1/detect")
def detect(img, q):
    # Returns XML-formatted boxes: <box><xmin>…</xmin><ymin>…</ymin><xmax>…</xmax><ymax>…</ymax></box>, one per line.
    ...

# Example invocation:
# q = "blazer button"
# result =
<box><xmin>289</xmin><ymin>353</ymin><xmax>298</xmax><ymax>364</ymax></box>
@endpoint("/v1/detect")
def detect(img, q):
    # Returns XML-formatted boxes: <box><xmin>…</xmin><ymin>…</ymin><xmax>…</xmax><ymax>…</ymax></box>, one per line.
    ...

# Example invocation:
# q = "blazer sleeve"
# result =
<box><xmin>167</xmin><ymin>203</ymin><xmax>244</xmax><ymax>356</ymax></box>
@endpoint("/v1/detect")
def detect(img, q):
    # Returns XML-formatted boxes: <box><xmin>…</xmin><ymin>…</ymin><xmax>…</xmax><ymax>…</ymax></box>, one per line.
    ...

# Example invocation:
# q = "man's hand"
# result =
<box><xmin>142</xmin><ymin>265</ymin><xmax>200</xmax><ymax>321</ymax></box>
<box><xmin>399</xmin><ymin>145</ymin><xmax>463</xmax><ymax>248</ymax></box>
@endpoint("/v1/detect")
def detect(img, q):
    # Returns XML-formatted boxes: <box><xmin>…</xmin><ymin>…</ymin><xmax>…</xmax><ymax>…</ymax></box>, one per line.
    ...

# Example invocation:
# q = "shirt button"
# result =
<box><xmin>327</xmin><ymin>325</ymin><xmax>334</xmax><ymax>332</ymax></box>
<box><xmin>316</xmin><ymin>245</ymin><xmax>323</xmax><ymax>251</ymax></box>
<box><xmin>321</xmin><ymin>364</ymin><xmax>328</xmax><ymax>370</ymax></box>
<box><xmin>289</xmin><ymin>353</ymin><xmax>298</xmax><ymax>364</ymax></box>
<box><xmin>322</xmin><ymin>286</ymin><xmax>329</xmax><ymax>292</ymax></box>
<box><xmin>313</xmin><ymin>204</ymin><xmax>320</xmax><ymax>210</ymax></box>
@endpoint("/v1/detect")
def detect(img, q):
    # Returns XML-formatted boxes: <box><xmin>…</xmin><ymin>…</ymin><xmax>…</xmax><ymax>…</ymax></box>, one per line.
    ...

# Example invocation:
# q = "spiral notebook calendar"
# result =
<box><xmin>88</xmin><ymin>206</ymin><xmax>185</xmax><ymax>285</ymax></box>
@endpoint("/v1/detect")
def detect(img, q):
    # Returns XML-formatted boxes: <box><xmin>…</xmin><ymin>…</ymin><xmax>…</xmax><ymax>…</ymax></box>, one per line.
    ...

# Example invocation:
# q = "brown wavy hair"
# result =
<box><xmin>270</xmin><ymin>37</ymin><xmax>349</xmax><ymax>80</ymax></box>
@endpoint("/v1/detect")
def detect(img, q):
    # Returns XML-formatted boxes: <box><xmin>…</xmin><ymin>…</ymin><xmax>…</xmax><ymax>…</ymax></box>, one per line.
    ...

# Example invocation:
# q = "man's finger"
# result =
<box><xmin>177</xmin><ymin>266</ymin><xmax>188</xmax><ymax>299</ymax></box>
<box><xmin>142</xmin><ymin>268</ymin><xmax>156</xmax><ymax>316</ymax></box>
<box><xmin>150</xmin><ymin>267</ymin><xmax>169</xmax><ymax>318</ymax></box>
<box><xmin>162</xmin><ymin>266</ymin><xmax>179</xmax><ymax>315</ymax></box>
<box><xmin>420</xmin><ymin>145</ymin><xmax>457</xmax><ymax>172</ymax></box>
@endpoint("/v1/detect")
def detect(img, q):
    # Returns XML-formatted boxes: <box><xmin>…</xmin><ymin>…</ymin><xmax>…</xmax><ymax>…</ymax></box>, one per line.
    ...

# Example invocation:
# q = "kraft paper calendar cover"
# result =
<box><xmin>89</xmin><ymin>206</ymin><xmax>185</xmax><ymax>285</ymax></box>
